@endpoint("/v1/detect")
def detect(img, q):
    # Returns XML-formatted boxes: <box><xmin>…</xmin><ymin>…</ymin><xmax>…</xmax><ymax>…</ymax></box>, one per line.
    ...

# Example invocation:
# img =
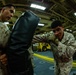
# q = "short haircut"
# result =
<box><xmin>51</xmin><ymin>20</ymin><xmax>62</xmax><ymax>28</ymax></box>
<box><xmin>3</xmin><ymin>4</ymin><xmax>15</xmax><ymax>8</ymax></box>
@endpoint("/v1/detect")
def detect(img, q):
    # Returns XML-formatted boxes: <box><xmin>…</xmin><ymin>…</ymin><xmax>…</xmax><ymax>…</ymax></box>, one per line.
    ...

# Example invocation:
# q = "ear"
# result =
<box><xmin>1</xmin><ymin>8</ymin><xmax>5</xmax><ymax>13</ymax></box>
<box><xmin>62</xmin><ymin>26</ymin><xmax>64</xmax><ymax>30</ymax></box>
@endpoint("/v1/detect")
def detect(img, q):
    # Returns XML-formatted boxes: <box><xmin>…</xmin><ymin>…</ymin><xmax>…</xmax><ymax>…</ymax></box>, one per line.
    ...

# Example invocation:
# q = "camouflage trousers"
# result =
<box><xmin>54</xmin><ymin>62</ymin><xmax>72</xmax><ymax>75</ymax></box>
<box><xmin>0</xmin><ymin>63</ymin><xmax>8</xmax><ymax>75</ymax></box>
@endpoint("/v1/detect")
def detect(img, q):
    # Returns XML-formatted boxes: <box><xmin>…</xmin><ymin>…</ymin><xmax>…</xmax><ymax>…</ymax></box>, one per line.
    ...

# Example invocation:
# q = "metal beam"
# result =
<box><xmin>50</xmin><ymin>10</ymin><xmax>74</xmax><ymax>23</ymax></box>
<box><xmin>1</xmin><ymin>0</ymin><xmax>6</xmax><ymax>5</ymax></box>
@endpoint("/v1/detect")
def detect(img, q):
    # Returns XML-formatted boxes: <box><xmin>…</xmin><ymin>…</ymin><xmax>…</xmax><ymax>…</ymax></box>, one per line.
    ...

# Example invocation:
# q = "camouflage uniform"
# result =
<box><xmin>0</xmin><ymin>22</ymin><xmax>10</xmax><ymax>75</ymax></box>
<box><xmin>0</xmin><ymin>22</ymin><xmax>10</xmax><ymax>47</ymax></box>
<box><xmin>28</xmin><ymin>46</ymin><xmax>34</xmax><ymax>67</ymax></box>
<box><xmin>33</xmin><ymin>31</ymin><xmax>76</xmax><ymax>75</ymax></box>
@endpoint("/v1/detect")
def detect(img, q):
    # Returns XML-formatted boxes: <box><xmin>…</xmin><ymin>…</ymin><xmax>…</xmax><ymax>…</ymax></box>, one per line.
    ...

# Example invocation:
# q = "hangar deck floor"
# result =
<box><xmin>33</xmin><ymin>50</ymin><xmax>76</xmax><ymax>75</ymax></box>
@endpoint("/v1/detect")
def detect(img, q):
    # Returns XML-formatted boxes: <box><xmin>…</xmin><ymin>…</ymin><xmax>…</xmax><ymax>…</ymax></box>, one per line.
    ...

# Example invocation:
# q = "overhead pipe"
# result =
<box><xmin>50</xmin><ymin>10</ymin><xmax>74</xmax><ymax>23</ymax></box>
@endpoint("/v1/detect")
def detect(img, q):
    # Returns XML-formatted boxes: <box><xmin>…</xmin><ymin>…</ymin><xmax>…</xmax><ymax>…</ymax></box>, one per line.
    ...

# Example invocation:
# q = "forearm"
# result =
<box><xmin>32</xmin><ymin>34</ymin><xmax>47</xmax><ymax>43</ymax></box>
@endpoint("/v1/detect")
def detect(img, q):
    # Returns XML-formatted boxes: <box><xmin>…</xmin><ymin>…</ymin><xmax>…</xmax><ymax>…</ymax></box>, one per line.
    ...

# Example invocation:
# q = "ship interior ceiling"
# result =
<box><xmin>0</xmin><ymin>0</ymin><xmax>76</xmax><ymax>75</ymax></box>
<box><xmin>1</xmin><ymin>0</ymin><xmax>76</xmax><ymax>36</ymax></box>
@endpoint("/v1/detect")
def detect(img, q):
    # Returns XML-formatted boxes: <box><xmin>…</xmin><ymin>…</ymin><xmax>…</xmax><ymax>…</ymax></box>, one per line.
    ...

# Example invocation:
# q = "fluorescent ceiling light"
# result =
<box><xmin>30</xmin><ymin>3</ymin><xmax>46</xmax><ymax>10</ymax></box>
<box><xmin>4</xmin><ymin>22</ymin><xmax>9</xmax><ymax>25</ymax></box>
<box><xmin>74</xmin><ymin>12</ymin><xmax>76</xmax><ymax>16</ymax></box>
<box><xmin>38</xmin><ymin>23</ymin><xmax>44</xmax><ymax>26</ymax></box>
<box><xmin>66</xmin><ymin>29</ymin><xmax>69</xmax><ymax>31</ymax></box>
<box><xmin>66</xmin><ymin>29</ymin><xmax>72</xmax><ymax>32</ymax></box>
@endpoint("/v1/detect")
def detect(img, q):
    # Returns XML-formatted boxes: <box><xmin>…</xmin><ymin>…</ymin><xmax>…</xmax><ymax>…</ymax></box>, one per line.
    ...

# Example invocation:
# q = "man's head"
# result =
<box><xmin>0</xmin><ymin>4</ymin><xmax>15</xmax><ymax>22</ymax></box>
<box><xmin>51</xmin><ymin>20</ymin><xmax>64</xmax><ymax>40</ymax></box>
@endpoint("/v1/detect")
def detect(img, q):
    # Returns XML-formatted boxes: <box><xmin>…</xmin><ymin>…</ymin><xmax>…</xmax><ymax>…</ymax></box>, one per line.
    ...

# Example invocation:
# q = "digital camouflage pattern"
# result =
<box><xmin>33</xmin><ymin>31</ymin><xmax>76</xmax><ymax>75</ymax></box>
<box><xmin>0</xmin><ymin>22</ymin><xmax>10</xmax><ymax>75</ymax></box>
<box><xmin>0</xmin><ymin>22</ymin><xmax>10</xmax><ymax>47</ymax></box>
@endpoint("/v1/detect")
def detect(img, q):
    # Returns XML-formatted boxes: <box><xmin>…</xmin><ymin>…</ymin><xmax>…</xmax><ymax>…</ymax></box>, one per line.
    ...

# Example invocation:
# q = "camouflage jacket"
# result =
<box><xmin>0</xmin><ymin>22</ymin><xmax>10</xmax><ymax>48</ymax></box>
<box><xmin>33</xmin><ymin>31</ymin><xmax>76</xmax><ymax>66</ymax></box>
